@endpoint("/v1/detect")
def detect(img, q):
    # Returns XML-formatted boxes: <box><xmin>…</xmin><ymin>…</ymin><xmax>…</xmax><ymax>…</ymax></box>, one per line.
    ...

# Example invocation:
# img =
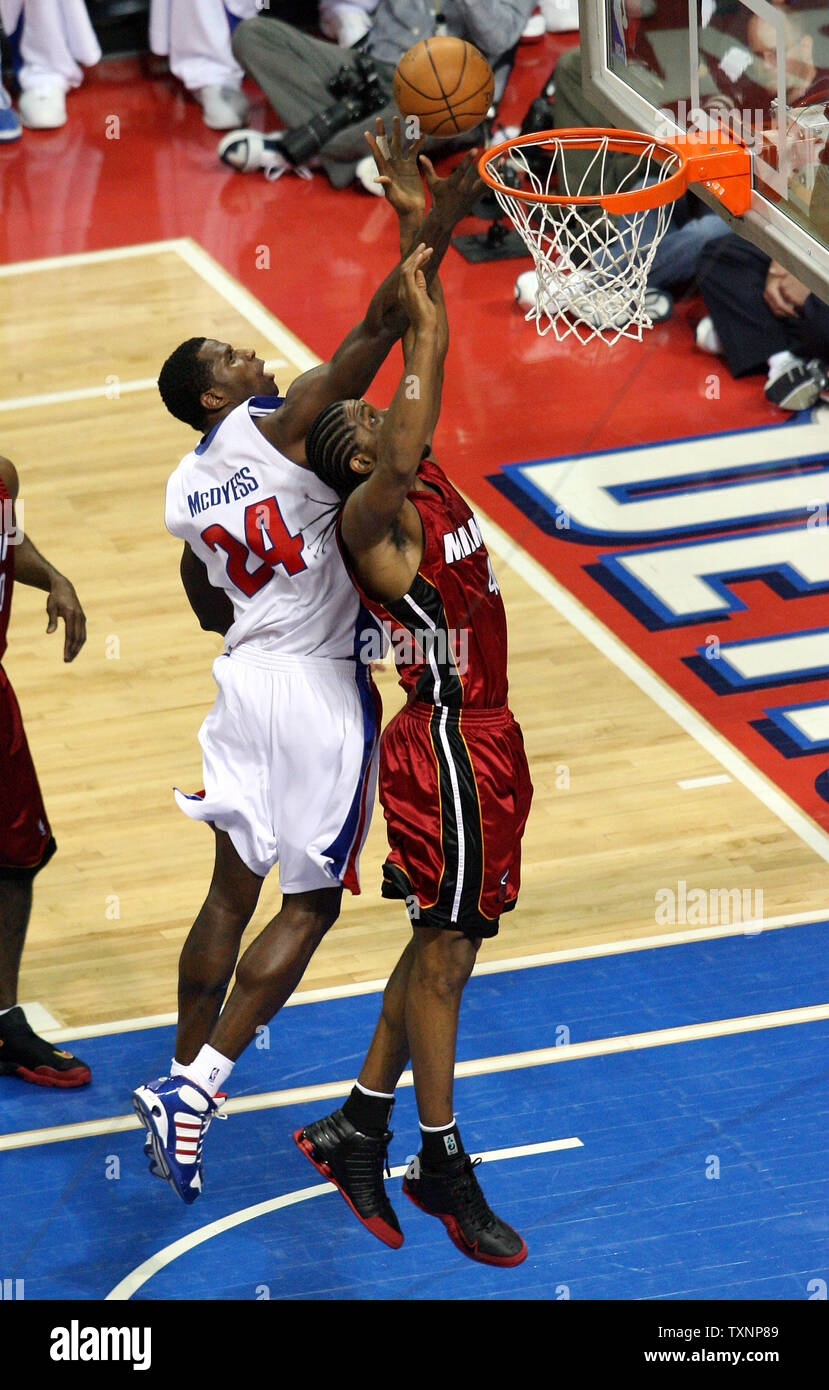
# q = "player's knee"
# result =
<box><xmin>203</xmin><ymin>891</ymin><xmax>252</xmax><ymax>934</ymax></box>
<box><xmin>279</xmin><ymin>899</ymin><xmax>340</xmax><ymax>945</ymax></box>
<box><xmin>413</xmin><ymin>930</ymin><xmax>477</xmax><ymax>998</ymax></box>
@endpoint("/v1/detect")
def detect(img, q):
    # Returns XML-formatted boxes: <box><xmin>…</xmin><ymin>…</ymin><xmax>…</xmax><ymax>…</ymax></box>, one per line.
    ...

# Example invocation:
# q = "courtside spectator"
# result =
<box><xmin>0</xmin><ymin>0</ymin><xmax>100</xmax><ymax>130</ymax></box>
<box><xmin>219</xmin><ymin>0</ymin><xmax>536</xmax><ymax>189</ymax></box>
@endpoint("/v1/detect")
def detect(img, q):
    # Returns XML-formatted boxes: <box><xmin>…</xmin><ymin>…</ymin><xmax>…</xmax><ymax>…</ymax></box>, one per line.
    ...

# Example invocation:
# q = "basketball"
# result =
<box><xmin>393</xmin><ymin>36</ymin><xmax>494</xmax><ymax>138</ymax></box>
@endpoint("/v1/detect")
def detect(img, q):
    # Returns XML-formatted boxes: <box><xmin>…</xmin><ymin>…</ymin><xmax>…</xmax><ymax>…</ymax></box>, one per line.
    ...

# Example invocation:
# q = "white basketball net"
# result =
<box><xmin>485</xmin><ymin>134</ymin><xmax>683</xmax><ymax>345</ymax></box>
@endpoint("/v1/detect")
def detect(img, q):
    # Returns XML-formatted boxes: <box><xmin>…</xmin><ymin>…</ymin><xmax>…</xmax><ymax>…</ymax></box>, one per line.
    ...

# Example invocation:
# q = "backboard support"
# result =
<box><xmin>580</xmin><ymin>0</ymin><xmax>829</xmax><ymax>303</ymax></box>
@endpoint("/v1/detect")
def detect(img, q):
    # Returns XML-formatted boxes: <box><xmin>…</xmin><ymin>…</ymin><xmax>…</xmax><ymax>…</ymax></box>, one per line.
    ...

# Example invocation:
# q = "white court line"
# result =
<box><xmin>0</xmin><ymin>239</ymin><xmax>187</xmax><ymax>278</ymax></box>
<box><xmin>43</xmin><ymin>909</ymin><xmax>829</xmax><ymax>1043</ymax></box>
<box><xmin>0</xmin><ymin>235</ymin><xmax>312</xmax><ymax>415</ymax></box>
<box><xmin>677</xmin><ymin>774</ymin><xmax>733</xmax><ymax>790</ymax></box>
<box><xmin>173</xmin><ymin>238</ymin><xmax>320</xmax><ymax>373</ymax></box>
<box><xmin>6</xmin><ymin>1001</ymin><xmax>828</xmax><ymax>1153</ymax></box>
<box><xmin>104</xmin><ymin>1137</ymin><xmax>583</xmax><ymax>1301</ymax></box>
<box><xmin>0</xmin><ymin>379</ymin><xmax>159</xmax><ymax>413</ymax></box>
<box><xmin>0</xmin><ymin>367</ymin><xmax>289</xmax><ymax>415</ymax></box>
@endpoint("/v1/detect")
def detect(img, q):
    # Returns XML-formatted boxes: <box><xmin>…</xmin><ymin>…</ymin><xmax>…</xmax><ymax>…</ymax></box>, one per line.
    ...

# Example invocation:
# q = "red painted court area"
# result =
<box><xmin>3</xmin><ymin>31</ymin><xmax>826</xmax><ymax>831</ymax></box>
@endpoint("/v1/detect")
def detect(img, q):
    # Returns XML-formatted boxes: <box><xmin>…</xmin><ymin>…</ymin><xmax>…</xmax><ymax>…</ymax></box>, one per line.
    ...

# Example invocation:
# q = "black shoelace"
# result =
<box><xmin>451</xmin><ymin>1157</ymin><xmax>498</xmax><ymax>1231</ymax></box>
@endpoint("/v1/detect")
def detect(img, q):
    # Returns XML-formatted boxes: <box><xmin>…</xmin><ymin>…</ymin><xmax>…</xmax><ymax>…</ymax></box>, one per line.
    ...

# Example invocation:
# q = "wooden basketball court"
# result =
<box><xmin>2</xmin><ymin>239</ymin><xmax>827</xmax><ymax>1031</ymax></box>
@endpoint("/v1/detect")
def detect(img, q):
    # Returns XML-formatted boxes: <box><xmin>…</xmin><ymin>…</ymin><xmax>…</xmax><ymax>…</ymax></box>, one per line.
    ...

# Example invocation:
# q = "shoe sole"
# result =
<box><xmin>402</xmin><ymin>1181</ymin><xmax>528</xmax><ymax>1267</ymax></box>
<box><xmin>767</xmin><ymin>381</ymin><xmax>821</xmax><ymax>411</ymax></box>
<box><xmin>0</xmin><ymin>1060</ymin><xmax>90</xmax><ymax>1087</ymax></box>
<box><xmin>293</xmin><ymin>1128</ymin><xmax>404</xmax><ymax>1249</ymax></box>
<box><xmin>132</xmin><ymin>1090</ymin><xmax>200</xmax><ymax>1204</ymax></box>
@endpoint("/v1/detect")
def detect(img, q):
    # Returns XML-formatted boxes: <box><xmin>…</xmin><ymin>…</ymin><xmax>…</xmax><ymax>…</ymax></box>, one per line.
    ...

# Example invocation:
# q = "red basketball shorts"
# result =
<box><xmin>0</xmin><ymin>666</ymin><xmax>56</xmax><ymax>877</ymax></box>
<box><xmin>379</xmin><ymin>701</ymin><xmax>533</xmax><ymax>938</ymax></box>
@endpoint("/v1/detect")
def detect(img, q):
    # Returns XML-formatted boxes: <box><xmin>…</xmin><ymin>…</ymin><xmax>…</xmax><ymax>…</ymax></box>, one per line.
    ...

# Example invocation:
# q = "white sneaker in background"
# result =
<box><xmin>515</xmin><ymin>268</ymin><xmax>542</xmax><ymax>311</ymax></box>
<box><xmin>217</xmin><ymin>128</ymin><xmax>312</xmax><ymax>181</ymax></box>
<box><xmin>486</xmin><ymin>123</ymin><xmax>520</xmax><ymax>148</ymax></box>
<box><xmin>540</xmin><ymin>0</ymin><xmax>580</xmax><ymax>32</ymax></box>
<box><xmin>695</xmin><ymin>315</ymin><xmax>723</xmax><ymax>355</ymax></box>
<box><xmin>319</xmin><ymin>6</ymin><xmax>372</xmax><ymax>47</ymax></box>
<box><xmin>521</xmin><ymin>8</ymin><xmax>547</xmax><ymax>41</ymax></box>
<box><xmin>515</xmin><ymin>266</ymin><xmax>637</xmax><ymax>331</ymax></box>
<box><xmin>354</xmin><ymin>154</ymin><xmax>385</xmax><ymax>195</ymax></box>
<box><xmin>196</xmin><ymin>85</ymin><xmax>251</xmax><ymax>131</ymax></box>
<box><xmin>18</xmin><ymin>84</ymin><xmax>67</xmax><ymax>129</ymax></box>
<box><xmin>515</xmin><ymin>266</ymin><xmax>587</xmax><ymax>317</ymax></box>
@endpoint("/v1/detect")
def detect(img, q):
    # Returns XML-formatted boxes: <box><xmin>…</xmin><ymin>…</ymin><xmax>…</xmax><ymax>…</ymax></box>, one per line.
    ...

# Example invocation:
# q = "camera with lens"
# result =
<box><xmin>280</xmin><ymin>55</ymin><xmax>385</xmax><ymax>167</ymax></box>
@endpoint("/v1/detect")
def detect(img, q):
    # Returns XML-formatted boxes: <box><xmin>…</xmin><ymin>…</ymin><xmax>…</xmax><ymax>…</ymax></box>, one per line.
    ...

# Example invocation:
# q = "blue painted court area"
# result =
<box><xmin>1</xmin><ymin>923</ymin><xmax>827</xmax><ymax>1301</ymax></box>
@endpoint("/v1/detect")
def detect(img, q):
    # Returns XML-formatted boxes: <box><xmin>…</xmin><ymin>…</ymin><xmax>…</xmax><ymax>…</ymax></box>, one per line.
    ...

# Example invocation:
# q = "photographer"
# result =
<box><xmin>220</xmin><ymin>0</ymin><xmax>536</xmax><ymax>189</ymax></box>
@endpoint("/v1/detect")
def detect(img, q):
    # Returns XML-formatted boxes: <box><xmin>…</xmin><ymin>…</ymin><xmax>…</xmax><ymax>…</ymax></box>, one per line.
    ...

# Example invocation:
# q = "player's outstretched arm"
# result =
<box><xmin>180</xmin><ymin>544</ymin><xmax>234</xmax><ymax>636</ymax></box>
<box><xmin>0</xmin><ymin>454</ymin><xmax>86</xmax><ymax>662</ymax></box>
<box><xmin>271</xmin><ymin>155</ymin><xmax>482</xmax><ymax>464</ymax></box>
<box><xmin>341</xmin><ymin>245</ymin><xmax>439</xmax><ymax>562</ymax></box>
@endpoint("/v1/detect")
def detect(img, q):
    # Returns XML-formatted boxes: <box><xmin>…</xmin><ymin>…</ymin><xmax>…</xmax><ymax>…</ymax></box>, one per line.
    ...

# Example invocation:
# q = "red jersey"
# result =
<box><xmin>350</xmin><ymin>456</ymin><xmax>508</xmax><ymax>710</ymax></box>
<box><xmin>0</xmin><ymin>476</ymin><xmax>13</xmax><ymax>664</ymax></box>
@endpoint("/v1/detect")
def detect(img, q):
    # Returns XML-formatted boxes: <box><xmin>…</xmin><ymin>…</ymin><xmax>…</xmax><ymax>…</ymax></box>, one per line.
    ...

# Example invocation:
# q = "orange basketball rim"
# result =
<box><xmin>479</xmin><ymin>127</ymin><xmax>752</xmax><ymax>216</ymax></box>
<box><xmin>477</xmin><ymin>127</ymin><xmax>752</xmax><ymax>346</ymax></box>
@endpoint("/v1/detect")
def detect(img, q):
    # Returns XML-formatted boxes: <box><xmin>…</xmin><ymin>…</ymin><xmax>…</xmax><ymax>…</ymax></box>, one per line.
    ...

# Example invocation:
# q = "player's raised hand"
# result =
<box><xmin>420</xmin><ymin>149</ymin><xmax>484</xmax><ymax>225</ymax></box>
<box><xmin>398</xmin><ymin>243</ymin><xmax>436</xmax><ymax>330</ymax></box>
<box><xmin>46</xmin><ymin>576</ymin><xmax>86</xmax><ymax>662</ymax></box>
<box><xmin>364</xmin><ymin>115</ymin><xmax>426</xmax><ymax>218</ymax></box>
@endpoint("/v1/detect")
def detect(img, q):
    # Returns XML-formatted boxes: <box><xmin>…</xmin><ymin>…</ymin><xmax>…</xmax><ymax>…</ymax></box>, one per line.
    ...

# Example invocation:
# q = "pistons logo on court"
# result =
<box><xmin>492</xmin><ymin>409</ymin><xmax>829</xmax><ymax>830</ymax></box>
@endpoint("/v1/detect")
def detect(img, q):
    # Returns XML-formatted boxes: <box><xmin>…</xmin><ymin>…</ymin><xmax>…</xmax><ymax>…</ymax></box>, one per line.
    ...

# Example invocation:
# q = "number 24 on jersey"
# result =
<box><xmin>202</xmin><ymin>496</ymin><xmax>307</xmax><ymax>598</ymax></box>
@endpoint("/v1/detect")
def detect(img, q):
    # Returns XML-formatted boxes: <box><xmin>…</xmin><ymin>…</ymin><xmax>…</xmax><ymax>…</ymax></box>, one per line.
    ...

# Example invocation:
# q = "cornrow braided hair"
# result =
<box><xmin>305</xmin><ymin>400</ymin><xmax>364</xmax><ymax>500</ymax></box>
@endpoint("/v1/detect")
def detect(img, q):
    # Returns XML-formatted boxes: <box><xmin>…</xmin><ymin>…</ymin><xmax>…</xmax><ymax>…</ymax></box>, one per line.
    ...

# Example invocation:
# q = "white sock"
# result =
<box><xmin>355</xmin><ymin>1080</ymin><xmax>395</xmax><ymax>1099</ymax></box>
<box><xmin>767</xmin><ymin>350</ymin><xmax>799</xmax><ymax>378</ymax></box>
<box><xmin>695</xmin><ymin>316</ymin><xmax>723</xmax><ymax>356</ymax></box>
<box><xmin>173</xmin><ymin>1045</ymin><xmax>234</xmax><ymax>1098</ymax></box>
<box><xmin>419</xmin><ymin>1116</ymin><xmax>456</xmax><ymax>1133</ymax></box>
<box><xmin>0</xmin><ymin>1006</ymin><xmax>14</xmax><ymax>1017</ymax></box>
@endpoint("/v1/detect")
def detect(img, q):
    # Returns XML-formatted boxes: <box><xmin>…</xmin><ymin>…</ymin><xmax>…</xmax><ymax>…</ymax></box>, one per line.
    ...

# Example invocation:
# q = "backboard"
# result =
<box><xmin>580</xmin><ymin>0</ymin><xmax>829</xmax><ymax>301</ymax></box>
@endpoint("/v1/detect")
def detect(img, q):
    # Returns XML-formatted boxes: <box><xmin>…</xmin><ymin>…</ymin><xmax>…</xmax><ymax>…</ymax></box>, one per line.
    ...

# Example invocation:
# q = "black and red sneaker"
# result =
<box><xmin>403</xmin><ymin>1152</ymin><xmax>527</xmax><ymax>1267</ymax></box>
<box><xmin>293</xmin><ymin>1108</ymin><xmax>403</xmax><ymax>1249</ymax></box>
<box><xmin>0</xmin><ymin>1006</ymin><xmax>91</xmax><ymax>1087</ymax></box>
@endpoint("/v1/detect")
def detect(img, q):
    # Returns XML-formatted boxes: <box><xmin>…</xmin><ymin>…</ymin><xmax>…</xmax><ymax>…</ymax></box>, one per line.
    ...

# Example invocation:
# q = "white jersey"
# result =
<box><xmin>165</xmin><ymin>395</ymin><xmax>361</xmax><ymax>658</ymax></box>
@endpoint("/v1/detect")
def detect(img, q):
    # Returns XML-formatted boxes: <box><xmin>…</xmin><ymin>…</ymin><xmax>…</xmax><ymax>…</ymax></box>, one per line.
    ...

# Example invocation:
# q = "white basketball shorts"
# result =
<box><xmin>174</xmin><ymin>647</ymin><xmax>380</xmax><ymax>892</ymax></box>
